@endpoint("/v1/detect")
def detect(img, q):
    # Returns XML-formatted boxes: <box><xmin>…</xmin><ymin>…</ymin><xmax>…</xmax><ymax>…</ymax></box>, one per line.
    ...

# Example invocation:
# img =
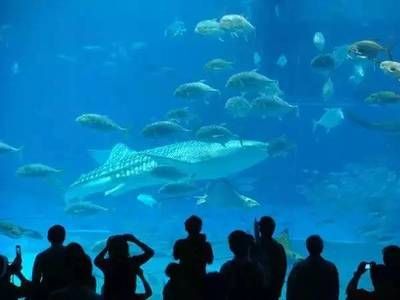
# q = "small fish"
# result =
<box><xmin>226</xmin><ymin>71</ymin><xmax>282</xmax><ymax>96</ymax></box>
<box><xmin>322</xmin><ymin>77</ymin><xmax>334</xmax><ymax>101</ymax></box>
<box><xmin>158</xmin><ymin>182</ymin><xmax>198</xmax><ymax>197</ymax></box>
<box><xmin>365</xmin><ymin>91</ymin><xmax>400</xmax><ymax>105</ymax></box>
<box><xmin>204</xmin><ymin>58</ymin><xmax>234</xmax><ymax>71</ymax></box>
<box><xmin>194</xmin><ymin>19</ymin><xmax>224</xmax><ymax>40</ymax></box>
<box><xmin>0</xmin><ymin>141</ymin><xmax>22</xmax><ymax>154</ymax></box>
<box><xmin>225</xmin><ymin>96</ymin><xmax>252</xmax><ymax>118</ymax></box>
<box><xmin>11</xmin><ymin>62</ymin><xmax>20</xmax><ymax>75</ymax></box>
<box><xmin>150</xmin><ymin>165</ymin><xmax>188</xmax><ymax>181</ymax></box>
<box><xmin>251</xmin><ymin>95</ymin><xmax>298</xmax><ymax>119</ymax></box>
<box><xmin>276</xmin><ymin>54</ymin><xmax>288</xmax><ymax>68</ymax></box>
<box><xmin>348</xmin><ymin>40</ymin><xmax>390</xmax><ymax>61</ymax></box>
<box><xmin>219</xmin><ymin>14</ymin><xmax>255</xmax><ymax>40</ymax></box>
<box><xmin>174</xmin><ymin>81</ymin><xmax>220</xmax><ymax>101</ymax></box>
<box><xmin>142</xmin><ymin>121</ymin><xmax>191</xmax><ymax>138</ymax></box>
<box><xmin>311</xmin><ymin>54</ymin><xmax>335</xmax><ymax>73</ymax></box>
<box><xmin>16</xmin><ymin>163</ymin><xmax>62</xmax><ymax>178</ymax></box>
<box><xmin>313</xmin><ymin>32</ymin><xmax>326</xmax><ymax>51</ymax></box>
<box><xmin>349</xmin><ymin>64</ymin><xmax>366</xmax><ymax>85</ymax></box>
<box><xmin>166</xmin><ymin>107</ymin><xmax>191</xmax><ymax>121</ymax></box>
<box><xmin>380</xmin><ymin>60</ymin><xmax>400</xmax><ymax>81</ymax></box>
<box><xmin>136</xmin><ymin>193</ymin><xmax>159</xmax><ymax>208</ymax></box>
<box><xmin>195</xmin><ymin>125</ymin><xmax>239</xmax><ymax>145</ymax></box>
<box><xmin>267</xmin><ymin>136</ymin><xmax>296</xmax><ymax>158</ymax></box>
<box><xmin>0</xmin><ymin>220</ymin><xmax>42</xmax><ymax>240</ymax></box>
<box><xmin>64</xmin><ymin>201</ymin><xmax>109</xmax><ymax>216</ymax></box>
<box><xmin>313</xmin><ymin>108</ymin><xmax>344</xmax><ymax>133</ymax></box>
<box><xmin>76</xmin><ymin>113</ymin><xmax>128</xmax><ymax>132</ymax></box>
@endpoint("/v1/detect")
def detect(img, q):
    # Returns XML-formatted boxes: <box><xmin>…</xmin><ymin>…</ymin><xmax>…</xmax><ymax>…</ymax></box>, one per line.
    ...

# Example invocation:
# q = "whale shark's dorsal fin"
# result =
<box><xmin>89</xmin><ymin>144</ymin><xmax>135</xmax><ymax>165</ymax></box>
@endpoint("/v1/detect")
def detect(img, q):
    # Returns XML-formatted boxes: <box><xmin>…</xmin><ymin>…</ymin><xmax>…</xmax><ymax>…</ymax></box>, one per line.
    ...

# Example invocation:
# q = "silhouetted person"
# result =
<box><xmin>173</xmin><ymin>215</ymin><xmax>213</xmax><ymax>297</ymax></box>
<box><xmin>220</xmin><ymin>230</ymin><xmax>264</xmax><ymax>300</ymax></box>
<box><xmin>203</xmin><ymin>272</ymin><xmax>226</xmax><ymax>300</ymax></box>
<box><xmin>94</xmin><ymin>234</ymin><xmax>154</xmax><ymax>300</ymax></box>
<box><xmin>134</xmin><ymin>268</ymin><xmax>152</xmax><ymax>300</ymax></box>
<box><xmin>163</xmin><ymin>263</ymin><xmax>190</xmax><ymax>300</ymax></box>
<box><xmin>251</xmin><ymin>216</ymin><xmax>287</xmax><ymax>300</ymax></box>
<box><xmin>347</xmin><ymin>245</ymin><xmax>400</xmax><ymax>300</ymax></box>
<box><xmin>64</xmin><ymin>243</ymin><xmax>96</xmax><ymax>291</ymax></box>
<box><xmin>286</xmin><ymin>235</ymin><xmax>339</xmax><ymax>300</ymax></box>
<box><xmin>32</xmin><ymin>225</ymin><xmax>68</xmax><ymax>300</ymax></box>
<box><xmin>0</xmin><ymin>253</ymin><xmax>31</xmax><ymax>300</ymax></box>
<box><xmin>50</xmin><ymin>243</ymin><xmax>99</xmax><ymax>300</ymax></box>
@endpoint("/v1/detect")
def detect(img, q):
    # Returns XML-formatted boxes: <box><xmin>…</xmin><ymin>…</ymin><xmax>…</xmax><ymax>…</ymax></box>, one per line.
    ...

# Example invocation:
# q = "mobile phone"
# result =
<box><xmin>16</xmin><ymin>245</ymin><xmax>21</xmax><ymax>256</ymax></box>
<box><xmin>365</xmin><ymin>263</ymin><xmax>371</xmax><ymax>270</ymax></box>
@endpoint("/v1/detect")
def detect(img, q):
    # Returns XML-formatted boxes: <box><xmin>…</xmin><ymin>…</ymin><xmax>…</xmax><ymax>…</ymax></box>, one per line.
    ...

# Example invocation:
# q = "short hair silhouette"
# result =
<box><xmin>184</xmin><ymin>215</ymin><xmax>202</xmax><ymax>235</ymax></box>
<box><xmin>108</xmin><ymin>235</ymin><xmax>129</xmax><ymax>260</ymax></box>
<box><xmin>229</xmin><ymin>230</ymin><xmax>253</xmax><ymax>257</ymax></box>
<box><xmin>306</xmin><ymin>235</ymin><xmax>323</xmax><ymax>256</ymax></box>
<box><xmin>47</xmin><ymin>225</ymin><xmax>66</xmax><ymax>245</ymax></box>
<box><xmin>259</xmin><ymin>216</ymin><xmax>276</xmax><ymax>237</ymax></box>
<box><xmin>382</xmin><ymin>245</ymin><xmax>400</xmax><ymax>268</ymax></box>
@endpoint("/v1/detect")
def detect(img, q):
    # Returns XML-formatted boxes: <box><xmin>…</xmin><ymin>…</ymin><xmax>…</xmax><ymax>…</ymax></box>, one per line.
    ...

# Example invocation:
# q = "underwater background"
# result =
<box><xmin>1</xmin><ymin>0</ymin><xmax>400</xmax><ymax>299</ymax></box>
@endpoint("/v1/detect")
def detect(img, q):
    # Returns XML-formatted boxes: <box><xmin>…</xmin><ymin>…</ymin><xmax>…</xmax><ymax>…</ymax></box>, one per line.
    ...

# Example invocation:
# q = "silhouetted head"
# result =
<box><xmin>165</xmin><ymin>262</ymin><xmax>181</xmax><ymax>279</ymax></box>
<box><xmin>259</xmin><ymin>216</ymin><xmax>276</xmax><ymax>238</ymax></box>
<box><xmin>65</xmin><ymin>242</ymin><xmax>86</xmax><ymax>261</ymax></box>
<box><xmin>306</xmin><ymin>235</ymin><xmax>324</xmax><ymax>257</ymax></box>
<box><xmin>382</xmin><ymin>245</ymin><xmax>400</xmax><ymax>268</ymax></box>
<box><xmin>108</xmin><ymin>235</ymin><xmax>129</xmax><ymax>260</ymax></box>
<box><xmin>185</xmin><ymin>215</ymin><xmax>202</xmax><ymax>235</ymax></box>
<box><xmin>228</xmin><ymin>230</ymin><xmax>253</xmax><ymax>258</ymax></box>
<box><xmin>48</xmin><ymin>225</ymin><xmax>66</xmax><ymax>245</ymax></box>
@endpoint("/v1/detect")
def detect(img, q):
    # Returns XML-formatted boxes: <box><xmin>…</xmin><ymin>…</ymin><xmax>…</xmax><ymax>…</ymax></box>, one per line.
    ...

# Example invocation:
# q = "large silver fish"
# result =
<box><xmin>65</xmin><ymin>140</ymin><xmax>269</xmax><ymax>202</ymax></box>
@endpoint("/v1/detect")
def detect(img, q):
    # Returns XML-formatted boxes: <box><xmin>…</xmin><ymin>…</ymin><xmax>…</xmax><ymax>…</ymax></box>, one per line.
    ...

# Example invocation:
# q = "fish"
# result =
<box><xmin>65</xmin><ymin>140</ymin><xmax>270</xmax><ymax>202</ymax></box>
<box><xmin>348</xmin><ymin>40</ymin><xmax>391</xmax><ymax>61</ymax></box>
<box><xmin>380</xmin><ymin>60</ymin><xmax>400</xmax><ymax>81</ymax></box>
<box><xmin>195</xmin><ymin>125</ymin><xmax>239</xmax><ymax>145</ymax></box>
<box><xmin>345</xmin><ymin>111</ymin><xmax>400</xmax><ymax>134</ymax></box>
<box><xmin>251</xmin><ymin>95</ymin><xmax>298</xmax><ymax>119</ymax></box>
<box><xmin>174</xmin><ymin>81</ymin><xmax>220</xmax><ymax>101</ymax></box>
<box><xmin>313</xmin><ymin>108</ymin><xmax>344</xmax><ymax>133</ymax></box>
<box><xmin>16</xmin><ymin>163</ymin><xmax>62</xmax><ymax>177</ymax></box>
<box><xmin>365</xmin><ymin>91</ymin><xmax>400</xmax><ymax>105</ymax></box>
<box><xmin>150</xmin><ymin>165</ymin><xmax>188</xmax><ymax>181</ymax></box>
<box><xmin>204</xmin><ymin>58</ymin><xmax>234</xmax><ymax>71</ymax></box>
<box><xmin>267</xmin><ymin>136</ymin><xmax>296</xmax><ymax>158</ymax></box>
<box><xmin>194</xmin><ymin>19</ymin><xmax>224</xmax><ymax>40</ymax></box>
<box><xmin>76</xmin><ymin>114</ymin><xmax>128</xmax><ymax>132</ymax></box>
<box><xmin>276</xmin><ymin>54</ymin><xmax>288</xmax><ymax>68</ymax></box>
<box><xmin>225</xmin><ymin>96</ymin><xmax>252</xmax><ymax>118</ymax></box>
<box><xmin>275</xmin><ymin>229</ymin><xmax>304</xmax><ymax>264</ymax></box>
<box><xmin>253</xmin><ymin>52</ymin><xmax>262</xmax><ymax>68</ymax></box>
<box><xmin>0</xmin><ymin>220</ymin><xmax>43</xmax><ymax>240</ymax></box>
<box><xmin>349</xmin><ymin>63</ymin><xmax>366</xmax><ymax>85</ymax></box>
<box><xmin>158</xmin><ymin>181</ymin><xmax>198</xmax><ymax>197</ymax></box>
<box><xmin>195</xmin><ymin>180</ymin><xmax>259</xmax><ymax>208</ymax></box>
<box><xmin>165</xmin><ymin>107</ymin><xmax>191</xmax><ymax>121</ymax></box>
<box><xmin>313</xmin><ymin>32</ymin><xmax>326</xmax><ymax>51</ymax></box>
<box><xmin>219</xmin><ymin>14</ymin><xmax>255</xmax><ymax>40</ymax></box>
<box><xmin>136</xmin><ymin>194</ymin><xmax>159</xmax><ymax>208</ymax></box>
<box><xmin>64</xmin><ymin>201</ymin><xmax>109</xmax><ymax>216</ymax></box>
<box><xmin>0</xmin><ymin>141</ymin><xmax>22</xmax><ymax>154</ymax></box>
<box><xmin>311</xmin><ymin>54</ymin><xmax>335</xmax><ymax>73</ymax></box>
<box><xmin>164</xmin><ymin>20</ymin><xmax>187</xmax><ymax>38</ymax></box>
<box><xmin>142</xmin><ymin>121</ymin><xmax>191</xmax><ymax>138</ymax></box>
<box><xmin>322</xmin><ymin>77</ymin><xmax>334</xmax><ymax>101</ymax></box>
<box><xmin>226</xmin><ymin>71</ymin><xmax>283</xmax><ymax>96</ymax></box>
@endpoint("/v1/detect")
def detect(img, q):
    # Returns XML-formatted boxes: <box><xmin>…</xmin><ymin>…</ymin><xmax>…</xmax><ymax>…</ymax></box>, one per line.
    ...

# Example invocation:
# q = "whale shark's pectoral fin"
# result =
<box><xmin>104</xmin><ymin>183</ymin><xmax>126</xmax><ymax>197</ymax></box>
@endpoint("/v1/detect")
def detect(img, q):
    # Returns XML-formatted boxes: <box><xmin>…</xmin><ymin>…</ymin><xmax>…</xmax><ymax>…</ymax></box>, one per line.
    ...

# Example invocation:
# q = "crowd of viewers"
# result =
<box><xmin>0</xmin><ymin>215</ymin><xmax>399</xmax><ymax>300</ymax></box>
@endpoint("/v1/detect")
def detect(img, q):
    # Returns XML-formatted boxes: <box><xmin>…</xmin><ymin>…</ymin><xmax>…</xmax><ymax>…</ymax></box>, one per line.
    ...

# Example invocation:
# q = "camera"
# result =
<box><xmin>365</xmin><ymin>263</ymin><xmax>371</xmax><ymax>270</ymax></box>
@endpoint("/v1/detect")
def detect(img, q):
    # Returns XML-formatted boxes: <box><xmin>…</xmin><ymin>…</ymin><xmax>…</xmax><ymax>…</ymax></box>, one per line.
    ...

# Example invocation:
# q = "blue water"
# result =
<box><xmin>1</xmin><ymin>0</ymin><xmax>400</xmax><ymax>299</ymax></box>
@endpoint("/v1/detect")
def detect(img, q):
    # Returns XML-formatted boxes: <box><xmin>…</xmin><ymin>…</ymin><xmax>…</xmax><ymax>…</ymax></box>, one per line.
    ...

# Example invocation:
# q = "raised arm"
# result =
<box><xmin>346</xmin><ymin>262</ymin><xmax>367</xmax><ymax>296</ymax></box>
<box><xmin>137</xmin><ymin>268</ymin><xmax>153</xmax><ymax>299</ymax></box>
<box><xmin>124</xmin><ymin>234</ymin><xmax>154</xmax><ymax>264</ymax></box>
<box><xmin>94</xmin><ymin>242</ymin><xmax>109</xmax><ymax>268</ymax></box>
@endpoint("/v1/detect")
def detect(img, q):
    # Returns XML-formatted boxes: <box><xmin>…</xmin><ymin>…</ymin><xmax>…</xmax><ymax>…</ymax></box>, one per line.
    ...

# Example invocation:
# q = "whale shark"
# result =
<box><xmin>65</xmin><ymin>139</ymin><xmax>269</xmax><ymax>202</ymax></box>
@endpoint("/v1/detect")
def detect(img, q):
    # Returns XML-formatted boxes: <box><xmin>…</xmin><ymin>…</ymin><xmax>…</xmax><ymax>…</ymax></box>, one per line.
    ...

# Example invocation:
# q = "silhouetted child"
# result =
<box><xmin>251</xmin><ymin>216</ymin><xmax>287</xmax><ymax>300</ymax></box>
<box><xmin>220</xmin><ymin>230</ymin><xmax>264</xmax><ymax>300</ymax></box>
<box><xmin>163</xmin><ymin>263</ymin><xmax>188</xmax><ymax>300</ymax></box>
<box><xmin>94</xmin><ymin>234</ymin><xmax>154</xmax><ymax>300</ymax></box>
<box><xmin>32</xmin><ymin>225</ymin><xmax>68</xmax><ymax>300</ymax></box>
<box><xmin>286</xmin><ymin>235</ymin><xmax>339</xmax><ymax>300</ymax></box>
<box><xmin>173</xmin><ymin>215</ymin><xmax>213</xmax><ymax>298</ymax></box>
